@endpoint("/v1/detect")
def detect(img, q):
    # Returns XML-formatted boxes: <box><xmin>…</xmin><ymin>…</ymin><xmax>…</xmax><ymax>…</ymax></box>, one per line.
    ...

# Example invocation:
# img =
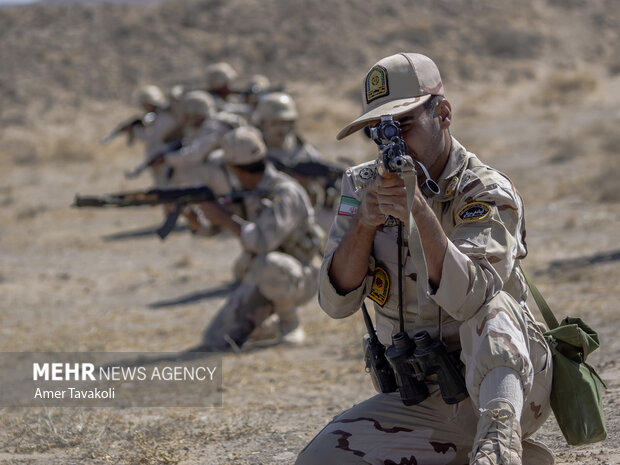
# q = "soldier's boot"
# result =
<box><xmin>275</xmin><ymin>307</ymin><xmax>305</xmax><ymax>345</ymax></box>
<box><xmin>470</xmin><ymin>399</ymin><xmax>522</xmax><ymax>465</ymax></box>
<box><xmin>522</xmin><ymin>438</ymin><xmax>554</xmax><ymax>465</ymax></box>
<box><xmin>200</xmin><ymin>283</ymin><xmax>272</xmax><ymax>351</ymax></box>
<box><xmin>247</xmin><ymin>314</ymin><xmax>280</xmax><ymax>342</ymax></box>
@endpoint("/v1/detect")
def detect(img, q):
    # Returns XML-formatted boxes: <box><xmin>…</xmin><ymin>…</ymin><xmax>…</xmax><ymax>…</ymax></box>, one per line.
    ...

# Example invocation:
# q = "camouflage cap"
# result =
<box><xmin>179</xmin><ymin>90</ymin><xmax>215</xmax><ymax>118</ymax></box>
<box><xmin>135</xmin><ymin>85</ymin><xmax>167</xmax><ymax>108</ymax></box>
<box><xmin>336</xmin><ymin>53</ymin><xmax>445</xmax><ymax>140</ymax></box>
<box><xmin>205</xmin><ymin>62</ymin><xmax>238</xmax><ymax>91</ymax></box>
<box><xmin>221</xmin><ymin>126</ymin><xmax>267</xmax><ymax>166</ymax></box>
<box><xmin>252</xmin><ymin>92</ymin><xmax>298</xmax><ymax>125</ymax></box>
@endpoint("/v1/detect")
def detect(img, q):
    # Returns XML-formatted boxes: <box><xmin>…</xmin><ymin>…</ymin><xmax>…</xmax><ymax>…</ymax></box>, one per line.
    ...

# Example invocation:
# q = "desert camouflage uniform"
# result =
<box><xmin>296</xmin><ymin>137</ymin><xmax>552</xmax><ymax>465</ymax></box>
<box><xmin>165</xmin><ymin>113</ymin><xmax>245</xmax><ymax>188</ymax></box>
<box><xmin>133</xmin><ymin>108</ymin><xmax>184</xmax><ymax>188</ymax></box>
<box><xmin>267</xmin><ymin>133</ymin><xmax>321</xmax><ymax>167</ymax></box>
<box><xmin>201</xmin><ymin>163</ymin><xmax>324</xmax><ymax>350</ymax></box>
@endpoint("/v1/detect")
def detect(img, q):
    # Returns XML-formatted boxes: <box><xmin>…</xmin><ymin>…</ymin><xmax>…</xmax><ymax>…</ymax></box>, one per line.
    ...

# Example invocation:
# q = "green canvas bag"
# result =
<box><xmin>523</xmin><ymin>268</ymin><xmax>607</xmax><ymax>445</ymax></box>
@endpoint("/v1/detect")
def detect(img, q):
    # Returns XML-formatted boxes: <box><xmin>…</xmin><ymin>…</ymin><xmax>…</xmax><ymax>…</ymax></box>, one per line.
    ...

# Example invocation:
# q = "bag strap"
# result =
<box><xmin>520</xmin><ymin>265</ymin><xmax>560</xmax><ymax>330</ymax></box>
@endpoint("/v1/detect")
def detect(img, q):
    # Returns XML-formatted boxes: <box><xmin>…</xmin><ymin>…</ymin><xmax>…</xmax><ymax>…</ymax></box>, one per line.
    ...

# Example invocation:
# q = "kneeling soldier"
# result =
<box><xmin>296</xmin><ymin>53</ymin><xmax>554</xmax><ymax>465</ymax></box>
<box><xmin>197</xmin><ymin>126</ymin><xmax>324</xmax><ymax>350</ymax></box>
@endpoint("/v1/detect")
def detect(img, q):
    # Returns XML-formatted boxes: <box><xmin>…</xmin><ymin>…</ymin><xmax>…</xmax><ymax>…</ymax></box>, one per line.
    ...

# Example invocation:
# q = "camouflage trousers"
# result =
<box><xmin>202</xmin><ymin>251</ymin><xmax>318</xmax><ymax>350</ymax></box>
<box><xmin>295</xmin><ymin>291</ymin><xmax>553</xmax><ymax>465</ymax></box>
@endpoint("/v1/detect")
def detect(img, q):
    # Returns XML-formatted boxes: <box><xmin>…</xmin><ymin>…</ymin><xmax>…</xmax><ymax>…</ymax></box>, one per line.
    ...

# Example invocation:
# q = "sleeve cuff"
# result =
<box><xmin>431</xmin><ymin>241</ymin><xmax>472</xmax><ymax>316</ymax></box>
<box><xmin>317</xmin><ymin>251</ymin><xmax>372</xmax><ymax>319</ymax></box>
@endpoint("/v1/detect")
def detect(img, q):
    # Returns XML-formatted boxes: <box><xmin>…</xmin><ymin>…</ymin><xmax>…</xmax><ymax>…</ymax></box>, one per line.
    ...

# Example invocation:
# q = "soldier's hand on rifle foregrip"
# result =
<box><xmin>356</xmin><ymin>183</ymin><xmax>385</xmax><ymax>228</ymax></box>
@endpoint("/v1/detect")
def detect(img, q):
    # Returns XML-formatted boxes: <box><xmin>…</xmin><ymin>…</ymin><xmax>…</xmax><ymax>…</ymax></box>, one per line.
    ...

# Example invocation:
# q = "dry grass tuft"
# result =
<box><xmin>125</xmin><ymin>429</ymin><xmax>189</xmax><ymax>465</ymax></box>
<box><xmin>540</xmin><ymin>70</ymin><xmax>598</xmax><ymax>104</ymax></box>
<box><xmin>48</xmin><ymin>135</ymin><xmax>94</xmax><ymax>163</ymax></box>
<box><xmin>173</xmin><ymin>254</ymin><xmax>193</xmax><ymax>269</ymax></box>
<box><xmin>0</xmin><ymin>408</ymin><xmax>107</xmax><ymax>454</ymax></box>
<box><xmin>594</xmin><ymin>155</ymin><xmax>620</xmax><ymax>203</ymax></box>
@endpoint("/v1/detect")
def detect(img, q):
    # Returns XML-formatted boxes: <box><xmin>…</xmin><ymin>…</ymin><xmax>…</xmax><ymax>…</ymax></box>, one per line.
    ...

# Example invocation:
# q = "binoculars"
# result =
<box><xmin>366</xmin><ymin>329</ymin><xmax>469</xmax><ymax>406</ymax></box>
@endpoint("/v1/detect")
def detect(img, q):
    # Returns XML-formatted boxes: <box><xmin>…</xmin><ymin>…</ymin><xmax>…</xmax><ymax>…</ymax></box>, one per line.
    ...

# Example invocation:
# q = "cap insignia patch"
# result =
<box><xmin>369</xmin><ymin>264</ymin><xmax>390</xmax><ymax>307</ymax></box>
<box><xmin>458</xmin><ymin>202</ymin><xmax>491</xmax><ymax>222</ymax></box>
<box><xmin>366</xmin><ymin>65</ymin><xmax>389</xmax><ymax>103</ymax></box>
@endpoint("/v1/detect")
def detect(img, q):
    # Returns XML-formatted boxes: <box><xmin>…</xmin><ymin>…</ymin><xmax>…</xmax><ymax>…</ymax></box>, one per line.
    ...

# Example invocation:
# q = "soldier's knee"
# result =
<box><xmin>249</xmin><ymin>252</ymin><xmax>305</xmax><ymax>303</ymax></box>
<box><xmin>295</xmin><ymin>431</ymin><xmax>365</xmax><ymax>465</ymax></box>
<box><xmin>459</xmin><ymin>291</ymin><xmax>534</xmax><ymax>403</ymax></box>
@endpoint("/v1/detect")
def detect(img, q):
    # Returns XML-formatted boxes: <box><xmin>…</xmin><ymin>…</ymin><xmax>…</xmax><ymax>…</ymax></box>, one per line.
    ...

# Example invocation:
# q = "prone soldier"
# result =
<box><xmin>296</xmin><ymin>53</ymin><xmax>554</xmax><ymax>465</ymax></box>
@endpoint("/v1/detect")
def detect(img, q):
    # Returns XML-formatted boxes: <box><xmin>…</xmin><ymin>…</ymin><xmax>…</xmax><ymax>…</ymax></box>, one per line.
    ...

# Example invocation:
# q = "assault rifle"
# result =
<box><xmin>268</xmin><ymin>157</ymin><xmax>344</xmax><ymax>183</ymax></box>
<box><xmin>100</xmin><ymin>112</ymin><xmax>156</xmax><ymax>145</ymax></box>
<box><xmin>124</xmin><ymin>140</ymin><xmax>183</xmax><ymax>179</ymax></box>
<box><xmin>73</xmin><ymin>185</ymin><xmax>259</xmax><ymax>239</ymax></box>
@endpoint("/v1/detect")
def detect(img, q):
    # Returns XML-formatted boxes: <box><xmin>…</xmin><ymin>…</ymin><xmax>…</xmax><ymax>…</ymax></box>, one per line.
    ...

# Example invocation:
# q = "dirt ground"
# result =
<box><xmin>1</xmin><ymin>0</ymin><xmax>619</xmax><ymax>463</ymax></box>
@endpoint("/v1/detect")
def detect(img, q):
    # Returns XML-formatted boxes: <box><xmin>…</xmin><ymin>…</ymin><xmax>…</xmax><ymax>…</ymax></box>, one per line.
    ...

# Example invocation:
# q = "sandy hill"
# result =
<box><xmin>1</xmin><ymin>0</ymin><xmax>618</xmax><ymax>130</ymax></box>
<box><xmin>1</xmin><ymin>1</ymin><xmax>619</xmax><ymax>464</ymax></box>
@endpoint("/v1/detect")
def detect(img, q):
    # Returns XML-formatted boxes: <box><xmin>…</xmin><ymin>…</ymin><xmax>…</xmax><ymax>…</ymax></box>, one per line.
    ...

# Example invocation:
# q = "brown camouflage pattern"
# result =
<box><xmin>202</xmin><ymin>165</ymin><xmax>322</xmax><ymax>349</ymax></box>
<box><xmin>303</xmin><ymin>137</ymin><xmax>552</xmax><ymax>464</ymax></box>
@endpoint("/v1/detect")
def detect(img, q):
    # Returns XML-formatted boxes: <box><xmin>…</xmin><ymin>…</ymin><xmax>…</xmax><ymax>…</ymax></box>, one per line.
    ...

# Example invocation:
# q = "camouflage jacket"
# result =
<box><xmin>240</xmin><ymin>163</ymin><xmax>324</xmax><ymax>265</ymax></box>
<box><xmin>318</xmin><ymin>137</ymin><xmax>529</xmax><ymax>348</ymax></box>
<box><xmin>266</xmin><ymin>133</ymin><xmax>321</xmax><ymax>167</ymax></box>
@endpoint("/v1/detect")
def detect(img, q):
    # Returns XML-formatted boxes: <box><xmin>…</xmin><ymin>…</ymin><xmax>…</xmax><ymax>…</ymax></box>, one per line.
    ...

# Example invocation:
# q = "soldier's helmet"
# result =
<box><xmin>252</xmin><ymin>92</ymin><xmax>298</xmax><ymax>126</ymax></box>
<box><xmin>135</xmin><ymin>85</ymin><xmax>167</xmax><ymax>108</ymax></box>
<box><xmin>168</xmin><ymin>84</ymin><xmax>186</xmax><ymax>104</ymax></box>
<box><xmin>179</xmin><ymin>90</ymin><xmax>216</xmax><ymax>119</ymax></box>
<box><xmin>247</xmin><ymin>74</ymin><xmax>271</xmax><ymax>94</ymax></box>
<box><xmin>221</xmin><ymin>126</ymin><xmax>267</xmax><ymax>166</ymax></box>
<box><xmin>205</xmin><ymin>62</ymin><xmax>238</xmax><ymax>92</ymax></box>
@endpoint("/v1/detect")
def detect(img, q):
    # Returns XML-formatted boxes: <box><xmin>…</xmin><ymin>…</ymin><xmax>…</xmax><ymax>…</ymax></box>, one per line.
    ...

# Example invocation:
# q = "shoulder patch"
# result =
<box><xmin>445</xmin><ymin>176</ymin><xmax>459</xmax><ymax>196</ymax></box>
<box><xmin>368</xmin><ymin>265</ymin><xmax>390</xmax><ymax>307</ymax></box>
<box><xmin>366</xmin><ymin>65</ymin><xmax>389</xmax><ymax>103</ymax></box>
<box><xmin>338</xmin><ymin>196</ymin><xmax>360</xmax><ymax>216</ymax></box>
<box><xmin>457</xmin><ymin>202</ymin><xmax>491</xmax><ymax>222</ymax></box>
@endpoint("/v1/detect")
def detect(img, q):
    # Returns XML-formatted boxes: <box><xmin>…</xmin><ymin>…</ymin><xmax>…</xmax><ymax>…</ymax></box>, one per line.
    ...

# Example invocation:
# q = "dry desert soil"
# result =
<box><xmin>0</xmin><ymin>0</ymin><xmax>619</xmax><ymax>463</ymax></box>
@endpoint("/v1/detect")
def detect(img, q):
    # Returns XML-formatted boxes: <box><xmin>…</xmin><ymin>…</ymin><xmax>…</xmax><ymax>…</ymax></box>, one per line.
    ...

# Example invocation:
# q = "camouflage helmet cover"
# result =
<box><xmin>135</xmin><ymin>85</ymin><xmax>166</xmax><ymax>108</ymax></box>
<box><xmin>180</xmin><ymin>90</ymin><xmax>216</xmax><ymax>118</ymax></box>
<box><xmin>205</xmin><ymin>62</ymin><xmax>238</xmax><ymax>91</ymax></box>
<box><xmin>221</xmin><ymin>126</ymin><xmax>267</xmax><ymax>166</ymax></box>
<box><xmin>253</xmin><ymin>92</ymin><xmax>298</xmax><ymax>125</ymax></box>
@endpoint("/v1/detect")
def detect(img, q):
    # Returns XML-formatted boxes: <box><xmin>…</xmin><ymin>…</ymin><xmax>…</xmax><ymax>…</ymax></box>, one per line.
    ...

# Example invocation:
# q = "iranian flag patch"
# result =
<box><xmin>338</xmin><ymin>196</ymin><xmax>360</xmax><ymax>216</ymax></box>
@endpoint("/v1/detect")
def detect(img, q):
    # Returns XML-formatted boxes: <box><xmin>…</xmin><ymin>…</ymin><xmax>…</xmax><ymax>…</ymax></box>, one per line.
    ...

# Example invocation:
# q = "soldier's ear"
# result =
<box><xmin>436</xmin><ymin>99</ymin><xmax>452</xmax><ymax>128</ymax></box>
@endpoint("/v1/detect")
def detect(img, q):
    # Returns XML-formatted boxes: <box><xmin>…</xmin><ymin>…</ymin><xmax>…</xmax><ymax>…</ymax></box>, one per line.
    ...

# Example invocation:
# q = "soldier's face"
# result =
<box><xmin>261</xmin><ymin>119</ymin><xmax>295</xmax><ymax>147</ymax></box>
<box><xmin>395</xmin><ymin>105</ymin><xmax>444</xmax><ymax>170</ymax></box>
<box><xmin>184</xmin><ymin>114</ymin><xmax>206</xmax><ymax>129</ymax></box>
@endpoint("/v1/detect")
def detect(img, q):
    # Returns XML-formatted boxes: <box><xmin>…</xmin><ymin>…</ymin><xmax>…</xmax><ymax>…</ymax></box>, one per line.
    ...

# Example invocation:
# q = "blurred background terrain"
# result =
<box><xmin>0</xmin><ymin>0</ymin><xmax>619</xmax><ymax>463</ymax></box>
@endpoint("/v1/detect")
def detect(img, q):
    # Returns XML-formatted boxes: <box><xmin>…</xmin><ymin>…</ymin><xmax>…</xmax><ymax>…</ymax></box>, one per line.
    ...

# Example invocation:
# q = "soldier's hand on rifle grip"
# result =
<box><xmin>199</xmin><ymin>201</ymin><xmax>229</xmax><ymax>225</ymax></box>
<box><xmin>375</xmin><ymin>173</ymin><xmax>409</xmax><ymax>226</ymax></box>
